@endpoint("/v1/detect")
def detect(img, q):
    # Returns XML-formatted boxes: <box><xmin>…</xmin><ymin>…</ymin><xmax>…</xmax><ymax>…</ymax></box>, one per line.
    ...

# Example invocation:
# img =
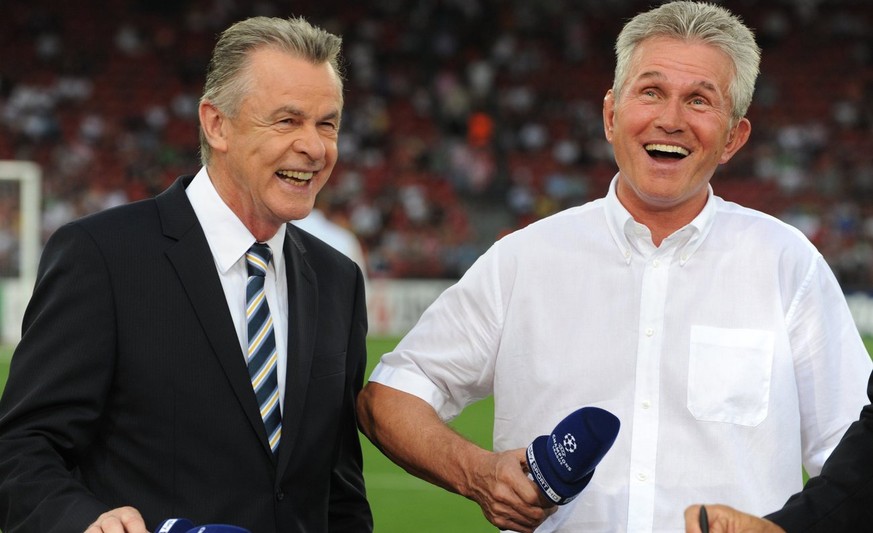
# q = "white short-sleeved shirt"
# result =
<box><xmin>369</xmin><ymin>176</ymin><xmax>873</xmax><ymax>532</ymax></box>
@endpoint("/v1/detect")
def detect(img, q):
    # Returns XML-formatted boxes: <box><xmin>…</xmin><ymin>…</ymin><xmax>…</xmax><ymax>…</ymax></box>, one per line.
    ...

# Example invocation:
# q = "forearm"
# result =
<box><xmin>358</xmin><ymin>381</ymin><xmax>553</xmax><ymax>533</ymax></box>
<box><xmin>356</xmin><ymin>382</ymin><xmax>489</xmax><ymax>498</ymax></box>
<box><xmin>0</xmin><ymin>433</ymin><xmax>108</xmax><ymax>532</ymax></box>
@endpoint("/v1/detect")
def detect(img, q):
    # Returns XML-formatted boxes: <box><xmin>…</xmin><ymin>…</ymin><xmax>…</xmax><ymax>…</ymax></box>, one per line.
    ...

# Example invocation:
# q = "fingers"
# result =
<box><xmin>684</xmin><ymin>504</ymin><xmax>704</xmax><ymax>533</ymax></box>
<box><xmin>472</xmin><ymin>448</ymin><xmax>557</xmax><ymax>533</ymax></box>
<box><xmin>84</xmin><ymin>506</ymin><xmax>148</xmax><ymax>533</ymax></box>
<box><xmin>512</xmin><ymin>448</ymin><xmax>559</xmax><ymax>514</ymax></box>
<box><xmin>683</xmin><ymin>503</ymin><xmax>787</xmax><ymax>533</ymax></box>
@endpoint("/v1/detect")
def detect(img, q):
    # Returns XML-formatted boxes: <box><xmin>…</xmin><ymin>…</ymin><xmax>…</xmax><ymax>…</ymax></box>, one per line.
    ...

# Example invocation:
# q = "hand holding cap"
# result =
<box><xmin>526</xmin><ymin>406</ymin><xmax>620</xmax><ymax>505</ymax></box>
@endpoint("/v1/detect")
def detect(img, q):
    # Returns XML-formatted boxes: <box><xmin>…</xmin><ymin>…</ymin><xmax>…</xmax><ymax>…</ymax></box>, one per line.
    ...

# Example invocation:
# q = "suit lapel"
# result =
<box><xmin>277</xmin><ymin>226</ymin><xmax>318</xmax><ymax>471</ymax></box>
<box><xmin>156</xmin><ymin>178</ymin><xmax>276</xmax><ymax>458</ymax></box>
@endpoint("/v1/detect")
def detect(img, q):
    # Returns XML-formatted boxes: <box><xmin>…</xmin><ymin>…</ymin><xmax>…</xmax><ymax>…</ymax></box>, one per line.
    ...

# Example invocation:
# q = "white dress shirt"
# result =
<box><xmin>369</xmin><ymin>176</ymin><xmax>873</xmax><ymax>532</ymax></box>
<box><xmin>186</xmin><ymin>168</ymin><xmax>289</xmax><ymax>411</ymax></box>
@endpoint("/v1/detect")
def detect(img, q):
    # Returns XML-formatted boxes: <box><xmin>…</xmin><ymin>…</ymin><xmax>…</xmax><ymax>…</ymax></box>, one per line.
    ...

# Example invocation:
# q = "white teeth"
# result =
<box><xmin>277</xmin><ymin>170</ymin><xmax>314</xmax><ymax>181</ymax></box>
<box><xmin>645</xmin><ymin>144</ymin><xmax>689</xmax><ymax>156</ymax></box>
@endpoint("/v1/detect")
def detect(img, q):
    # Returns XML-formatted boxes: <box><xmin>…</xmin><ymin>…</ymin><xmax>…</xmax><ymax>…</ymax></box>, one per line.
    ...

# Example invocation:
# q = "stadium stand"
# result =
<box><xmin>1</xmin><ymin>0</ymin><xmax>872</xmax><ymax>285</ymax></box>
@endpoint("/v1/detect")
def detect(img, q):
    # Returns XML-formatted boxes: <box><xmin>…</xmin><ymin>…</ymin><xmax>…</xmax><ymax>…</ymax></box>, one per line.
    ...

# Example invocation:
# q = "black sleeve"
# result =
<box><xmin>766</xmin><ymin>371</ymin><xmax>873</xmax><ymax>532</ymax></box>
<box><xmin>0</xmin><ymin>223</ymin><xmax>113</xmax><ymax>532</ymax></box>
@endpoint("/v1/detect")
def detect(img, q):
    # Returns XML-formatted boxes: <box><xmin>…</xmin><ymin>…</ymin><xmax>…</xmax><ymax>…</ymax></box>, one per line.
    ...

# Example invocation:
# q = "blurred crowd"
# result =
<box><xmin>1</xmin><ymin>0</ymin><xmax>873</xmax><ymax>285</ymax></box>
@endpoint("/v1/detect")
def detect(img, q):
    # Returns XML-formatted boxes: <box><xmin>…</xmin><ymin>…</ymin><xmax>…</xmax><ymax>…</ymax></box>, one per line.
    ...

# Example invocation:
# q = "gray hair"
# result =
<box><xmin>199</xmin><ymin>16</ymin><xmax>344</xmax><ymax>165</ymax></box>
<box><xmin>612</xmin><ymin>1</ymin><xmax>760</xmax><ymax>121</ymax></box>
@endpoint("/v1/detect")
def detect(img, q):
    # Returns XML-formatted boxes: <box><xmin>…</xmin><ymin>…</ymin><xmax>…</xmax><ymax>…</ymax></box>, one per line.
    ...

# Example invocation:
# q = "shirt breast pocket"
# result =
<box><xmin>687</xmin><ymin>326</ymin><xmax>774</xmax><ymax>427</ymax></box>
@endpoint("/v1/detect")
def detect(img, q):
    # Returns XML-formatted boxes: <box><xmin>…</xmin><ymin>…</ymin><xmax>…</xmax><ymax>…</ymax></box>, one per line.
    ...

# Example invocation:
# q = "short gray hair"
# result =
<box><xmin>199</xmin><ymin>16</ymin><xmax>344</xmax><ymax>165</ymax></box>
<box><xmin>612</xmin><ymin>1</ymin><xmax>760</xmax><ymax>121</ymax></box>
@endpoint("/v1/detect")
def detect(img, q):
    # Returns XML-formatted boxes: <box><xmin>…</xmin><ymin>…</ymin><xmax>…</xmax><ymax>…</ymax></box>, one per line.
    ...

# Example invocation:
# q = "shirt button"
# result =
<box><xmin>276</xmin><ymin>491</ymin><xmax>285</xmax><ymax>501</ymax></box>
<box><xmin>645</xmin><ymin>328</ymin><xmax>654</xmax><ymax>337</ymax></box>
<box><xmin>641</xmin><ymin>400</ymin><xmax>651</xmax><ymax>409</ymax></box>
<box><xmin>653</xmin><ymin>259</ymin><xmax>661</xmax><ymax>268</ymax></box>
<box><xmin>637</xmin><ymin>472</ymin><xmax>647</xmax><ymax>481</ymax></box>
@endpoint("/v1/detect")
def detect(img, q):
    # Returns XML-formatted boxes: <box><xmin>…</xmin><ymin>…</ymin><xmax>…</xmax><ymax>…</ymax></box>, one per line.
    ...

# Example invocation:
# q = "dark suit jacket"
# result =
<box><xmin>767</xmin><ymin>370</ymin><xmax>873</xmax><ymax>532</ymax></box>
<box><xmin>0</xmin><ymin>176</ymin><xmax>373</xmax><ymax>533</ymax></box>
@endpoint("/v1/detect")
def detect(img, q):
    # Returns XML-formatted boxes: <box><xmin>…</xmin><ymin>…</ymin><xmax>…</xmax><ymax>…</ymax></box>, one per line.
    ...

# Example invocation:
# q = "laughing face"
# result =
<box><xmin>603</xmin><ymin>36</ymin><xmax>750</xmax><ymax>229</ymax></box>
<box><xmin>200</xmin><ymin>46</ymin><xmax>343</xmax><ymax>240</ymax></box>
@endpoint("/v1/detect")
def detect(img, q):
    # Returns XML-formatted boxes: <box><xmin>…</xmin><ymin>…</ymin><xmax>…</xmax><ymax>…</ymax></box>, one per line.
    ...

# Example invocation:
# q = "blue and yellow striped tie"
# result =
<box><xmin>246</xmin><ymin>243</ymin><xmax>282</xmax><ymax>454</ymax></box>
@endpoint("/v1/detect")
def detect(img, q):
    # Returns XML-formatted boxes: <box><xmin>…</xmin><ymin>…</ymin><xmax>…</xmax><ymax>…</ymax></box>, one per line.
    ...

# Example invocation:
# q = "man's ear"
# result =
<box><xmin>720</xmin><ymin>117</ymin><xmax>751</xmax><ymax>164</ymax></box>
<box><xmin>199</xmin><ymin>101</ymin><xmax>229</xmax><ymax>155</ymax></box>
<box><xmin>603</xmin><ymin>90</ymin><xmax>616</xmax><ymax>143</ymax></box>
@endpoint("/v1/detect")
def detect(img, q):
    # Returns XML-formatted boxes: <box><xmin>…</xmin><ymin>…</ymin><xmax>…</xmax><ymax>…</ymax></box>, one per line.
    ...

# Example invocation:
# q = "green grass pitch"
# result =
<box><xmin>360</xmin><ymin>337</ymin><xmax>495</xmax><ymax>532</ymax></box>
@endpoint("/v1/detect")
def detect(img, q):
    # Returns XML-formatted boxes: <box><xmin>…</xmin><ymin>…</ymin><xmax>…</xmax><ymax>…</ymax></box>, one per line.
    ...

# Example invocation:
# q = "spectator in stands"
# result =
<box><xmin>356</xmin><ymin>3</ymin><xmax>872</xmax><ymax>532</ymax></box>
<box><xmin>0</xmin><ymin>15</ymin><xmax>371</xmax><ymax>533</ymax></box>
<box><xmin>5</xmin><ymin>1</ymin><xmax>873</xmax><ymax>285</ymax></box>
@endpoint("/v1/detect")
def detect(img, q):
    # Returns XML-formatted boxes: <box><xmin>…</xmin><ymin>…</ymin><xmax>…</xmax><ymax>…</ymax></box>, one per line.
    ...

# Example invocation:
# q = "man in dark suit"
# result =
<box><xmin>0</xmin><ymin>15</ymin><xmax>372</xmax><ymax>533</ymax></box>
<box><xmin>685</xmin><ymin>369</ymin><xmax>873</xmax><ymax>532</ymax></box>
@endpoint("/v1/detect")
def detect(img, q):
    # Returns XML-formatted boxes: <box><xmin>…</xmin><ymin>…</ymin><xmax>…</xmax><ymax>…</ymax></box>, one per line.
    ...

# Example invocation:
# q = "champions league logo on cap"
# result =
<box><xmin>526</xmin><ymin>406</ymin><xmax>620</xmax><ymax>505</ymax></box>
<box><xmin>563</xmin><ymin>434</ymin><xmax>577</xmax><ymax>453</ymax></box>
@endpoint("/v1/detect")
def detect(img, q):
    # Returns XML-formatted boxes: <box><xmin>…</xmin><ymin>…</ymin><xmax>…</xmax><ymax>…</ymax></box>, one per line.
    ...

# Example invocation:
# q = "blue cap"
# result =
<box><xmin>186</xmin><ymin>526</ymin><xmax>251</xmax><ymax>533</ymax></box>
<box><xmin>526</xmin><ymin>406</ymin><xmax>620</xmax><ymax>505</ymax></box>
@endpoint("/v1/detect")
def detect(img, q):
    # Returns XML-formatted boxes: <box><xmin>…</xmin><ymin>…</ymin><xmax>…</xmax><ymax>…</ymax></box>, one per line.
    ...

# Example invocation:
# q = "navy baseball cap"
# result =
<box><xmin>526</xmin><ymin>406</ymin><xmax>620</xmax><ymax>505</ymax></box>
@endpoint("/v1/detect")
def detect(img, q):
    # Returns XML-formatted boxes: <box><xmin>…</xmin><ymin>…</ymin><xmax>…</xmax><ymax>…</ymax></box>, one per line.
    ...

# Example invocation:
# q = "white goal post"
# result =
<box><xmin>0</xmin><ymin>161</ymin><xmax>41</xmax><ymax>346</ymax></box>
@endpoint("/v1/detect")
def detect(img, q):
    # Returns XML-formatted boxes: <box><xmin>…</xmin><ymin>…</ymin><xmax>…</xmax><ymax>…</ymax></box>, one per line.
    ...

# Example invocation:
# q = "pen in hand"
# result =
<box><xmin>699</xmin><ymin>505</ymin><xmax>709</xmax><ymax>533</ymax></box>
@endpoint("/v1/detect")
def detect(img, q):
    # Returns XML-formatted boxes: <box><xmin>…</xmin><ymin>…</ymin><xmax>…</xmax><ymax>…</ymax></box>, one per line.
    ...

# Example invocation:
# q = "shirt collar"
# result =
<box><xmin>603</xmin><ymin>174</ymin><xmax>717</xmax><ymax>266</ymax></box>
<box><xmin>186</xmin><ymin>167</ymin><xmax>287</xmax><ymax>274</ymax></box>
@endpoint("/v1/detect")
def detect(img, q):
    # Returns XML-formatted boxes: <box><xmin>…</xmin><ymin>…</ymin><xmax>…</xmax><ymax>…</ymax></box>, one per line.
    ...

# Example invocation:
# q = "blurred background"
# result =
<box><xmin>1</xmin><ymin>0</ymin><xmax>872</xmax><ymax>285</ymax></box>
<box><xmin>1</xmin><ymin>1</ymin><xmax>872</xmax><ymax>531</ymax></box>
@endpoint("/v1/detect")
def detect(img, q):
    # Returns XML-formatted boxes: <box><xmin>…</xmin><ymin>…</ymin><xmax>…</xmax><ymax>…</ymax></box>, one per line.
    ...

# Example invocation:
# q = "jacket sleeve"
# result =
<box><xmin>328</xmin><ymin>264</ymin><xmax>373</xmax><ymax>532</ymax></box>
<box><xmin>766</xmin><ymin>370</ymin><xmax>873</xmax><ymax>532</ymax></box>
<box><xmin>0</xmin><ymin>223</ymin><xmax>114</xmax><ymax>532</ymax></box>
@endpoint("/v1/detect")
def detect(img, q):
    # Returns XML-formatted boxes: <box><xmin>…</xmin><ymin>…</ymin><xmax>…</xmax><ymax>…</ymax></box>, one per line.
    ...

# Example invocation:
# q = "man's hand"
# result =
<box><xmin>84</xmin><ymin>506</ymin><xmax>148</xmax><ymax>533</ymax></box>
<box><xmin>685</xmin><ymin>504</ymin><xmax>786</xmax><ymax>533</ymax></box>
<box><xmin>465</xmin><ymin>448</ymin><xmax>556</xmax><ymax>533</ymax></box>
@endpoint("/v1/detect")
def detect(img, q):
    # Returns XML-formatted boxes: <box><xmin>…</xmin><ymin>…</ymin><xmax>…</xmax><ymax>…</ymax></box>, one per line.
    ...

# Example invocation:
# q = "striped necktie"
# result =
<box><xmin>245</xmin><ymin>243</ymin><xmax>282</xmax><ymax>454</ymax></box>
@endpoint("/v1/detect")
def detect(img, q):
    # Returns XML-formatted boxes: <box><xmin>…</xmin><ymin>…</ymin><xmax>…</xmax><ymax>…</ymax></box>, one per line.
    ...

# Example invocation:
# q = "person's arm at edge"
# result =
<box><xmin>356</xmin><ymin>381</ymin><xmax>553</xmax><ymax>533</ymax></box>
<box><xmin>765</xmin><ymin>386</ymin><xmax>873</xmax><ymax>532</ymax></box>
<box><xmin>686</xmin><ymin>371</ymin><xmax>873</xmax><ymax>533</ymax></box>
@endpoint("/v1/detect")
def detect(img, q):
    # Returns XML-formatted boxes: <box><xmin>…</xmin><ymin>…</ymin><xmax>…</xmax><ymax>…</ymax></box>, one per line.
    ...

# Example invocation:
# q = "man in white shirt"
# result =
<box><xmin>356</xmin><ymin>2</ymin><xmax>873</xmax><ymax>532</ymax></box>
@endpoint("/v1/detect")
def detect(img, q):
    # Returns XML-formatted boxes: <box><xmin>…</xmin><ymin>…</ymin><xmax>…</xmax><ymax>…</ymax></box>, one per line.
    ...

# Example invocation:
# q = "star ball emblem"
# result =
<box><xmin>562</xmin><ymin>433</ymin><xmax>577</xmax><ymax>453</ymax></box>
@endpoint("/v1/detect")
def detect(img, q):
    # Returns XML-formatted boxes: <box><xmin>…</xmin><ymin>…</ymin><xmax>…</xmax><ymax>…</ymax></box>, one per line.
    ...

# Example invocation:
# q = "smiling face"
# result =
<box><xmin>199</xmin><ymin>46</ymin><xmax>343</xmax><ymax>240</ymax></box>
<box><xmin>603</xmin><ymin>36</ymin><xmax>750</xmax><ymax>229</ymax></box>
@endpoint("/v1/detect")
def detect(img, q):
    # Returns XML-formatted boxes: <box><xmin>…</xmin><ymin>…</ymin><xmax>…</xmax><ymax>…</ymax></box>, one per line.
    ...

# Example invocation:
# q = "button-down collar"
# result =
<box><xmin>604</xmin><ymin>174</ymin><xmax>716</xmax><ymax>266</ymax></box>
